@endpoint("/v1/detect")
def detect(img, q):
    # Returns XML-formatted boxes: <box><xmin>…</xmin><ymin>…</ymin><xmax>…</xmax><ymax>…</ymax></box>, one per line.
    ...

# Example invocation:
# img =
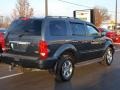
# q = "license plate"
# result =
<box><xmin>10</xmin><ymin>41</ymin><xmax>30</xmax><ymax>52</ymax></box>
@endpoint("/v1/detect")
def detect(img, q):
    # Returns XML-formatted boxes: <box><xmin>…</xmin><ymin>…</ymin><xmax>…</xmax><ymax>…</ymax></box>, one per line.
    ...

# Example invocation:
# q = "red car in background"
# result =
<box><xmin>98</xmin><ymin>28</ymin><xmax>120</xmax><ymax>44</ymax></box>
<box><xmin>0</xmin><ymin>32</ymin><xmax>5</xmax><ymax>53</ymax></box>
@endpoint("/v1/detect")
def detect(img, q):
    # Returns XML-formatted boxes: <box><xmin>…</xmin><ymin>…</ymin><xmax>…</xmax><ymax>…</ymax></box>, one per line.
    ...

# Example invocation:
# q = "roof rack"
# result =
<box><xmin>46</xmin><ymin>16</ymin><xmax>78</xmax><ymax>19</ymax></box>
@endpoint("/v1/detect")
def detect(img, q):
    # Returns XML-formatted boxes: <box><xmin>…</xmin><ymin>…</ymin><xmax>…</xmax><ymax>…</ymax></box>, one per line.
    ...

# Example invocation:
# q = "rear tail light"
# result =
<box><xmin>116</xmin><ymin>37</ymin><xmax>119</xmax><ymax>40</ymax></box>
<box><xmin>106</xmin><ymin>32</ymin><xmax>112</xmax><ymax>38</ymax></box>
<box><xmin>0</xmin><ymin>33</ymin><xmax>6</xmax><ymax>52</ymax></box>
<box><xmin>38</xmin><ymin>40</ymin><xmax>48</xmax><ymax>60</ymax></box>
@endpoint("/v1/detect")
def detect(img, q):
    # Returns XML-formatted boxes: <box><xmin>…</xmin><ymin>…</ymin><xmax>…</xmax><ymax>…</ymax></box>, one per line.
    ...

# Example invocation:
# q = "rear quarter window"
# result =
<box><xmin>49</xmin><ymin>20</ymin><xmax>67</xmax><ymax>36</ymax></box>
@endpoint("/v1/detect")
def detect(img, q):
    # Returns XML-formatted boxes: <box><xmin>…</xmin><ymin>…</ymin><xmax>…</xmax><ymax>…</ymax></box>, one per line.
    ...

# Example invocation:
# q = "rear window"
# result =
<box><xmin>8</xmin><ymin>19</ymin><xmax>42</xmax><ymax>35</ymax></box>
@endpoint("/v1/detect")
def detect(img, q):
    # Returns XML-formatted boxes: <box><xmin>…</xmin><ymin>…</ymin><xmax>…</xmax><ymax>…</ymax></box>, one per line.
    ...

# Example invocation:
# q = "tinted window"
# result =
<box><xmin>70</xmin><ymin>23</ymin><xmax>86</xmax><ymax>36</ymax></box>
<box><xmin>0</xmin><ymin>30</ymin><xmax>7</xmax><ymax>34</ymax></box>
<box><xmin>103</xmin><ymin>28</ymin><xmax>109</xmax><ymax>32</ymax></box>
<box><xmin>8</xmin><ymin>19</ymin><xmax>42</xmax><ymax>35</ymax></box>
<box><xmin>49</xmin><ymin>20</ymin><xmax>67</xmax><ymax>36</ymax></box>
<box><xmin>87</xmin><ymin>25</ymin><xmax>99</xmax><ymax>36</ymax></box>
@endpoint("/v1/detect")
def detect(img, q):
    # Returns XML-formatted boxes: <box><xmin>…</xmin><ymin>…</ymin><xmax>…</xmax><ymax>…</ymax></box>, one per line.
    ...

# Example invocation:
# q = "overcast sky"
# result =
<box><xmin>0</xmin><ymin>0</ymin><xmax>120</xmax><ymax>21</ymax></box>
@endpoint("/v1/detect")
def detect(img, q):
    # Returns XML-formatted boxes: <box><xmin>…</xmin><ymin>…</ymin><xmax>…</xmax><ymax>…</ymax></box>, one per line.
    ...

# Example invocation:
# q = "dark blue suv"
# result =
<box><xmin>0</xmin><ymin>16</ymin><xmax>114</xmax><ymax>81</ymax></box>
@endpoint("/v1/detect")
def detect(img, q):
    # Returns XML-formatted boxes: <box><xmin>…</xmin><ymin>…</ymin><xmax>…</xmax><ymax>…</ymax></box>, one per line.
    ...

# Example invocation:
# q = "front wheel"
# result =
<box><xmin>103</xmin><ymin>47</ymin><xmax>113</xmax><ymax>65</ymax></box>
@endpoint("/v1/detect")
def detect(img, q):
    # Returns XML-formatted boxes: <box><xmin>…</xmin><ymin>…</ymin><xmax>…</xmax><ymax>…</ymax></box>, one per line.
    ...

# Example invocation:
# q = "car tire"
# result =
<box><xmin>103</xmin><ymin>47</ymin><xmax>113</xmax><ymax>66</ymax></box>
<box><xmin>55</xmin><ymin>53</ymin><xmax>74</xmax><ymax>82</ymax></box>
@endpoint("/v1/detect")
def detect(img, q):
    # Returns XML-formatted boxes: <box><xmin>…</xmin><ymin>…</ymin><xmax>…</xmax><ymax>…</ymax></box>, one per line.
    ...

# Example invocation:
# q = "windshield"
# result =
<box><xmin>103</xmin><ymin>28</ymin><xmax>109</xmax><ymax>32</ymax></box>
<box><xmin>8</xmin><ymin>19</ymin><xmax>42</xmax><ymax>35</ymax></box>
<box><xmin>0</xmin><ymin>30</ymin><xmax>6</xmax><ymax>33</ymax></box>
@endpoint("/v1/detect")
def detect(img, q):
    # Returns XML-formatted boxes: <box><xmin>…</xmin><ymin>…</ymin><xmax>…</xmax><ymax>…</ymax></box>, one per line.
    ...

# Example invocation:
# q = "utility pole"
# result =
<box><xmin>115</xmin><ymin>0</ymin><xmax>117</xmax><ymax>30</ymax></box>
<box><xmin>0</xmin><ymin>16</ymin><xmax>3</xmax><ymax>23</ymax></box>
<box><xmin>45</xmin><ymin>0</ymin><xmax>48</xmax><ymax>16</ymax></box>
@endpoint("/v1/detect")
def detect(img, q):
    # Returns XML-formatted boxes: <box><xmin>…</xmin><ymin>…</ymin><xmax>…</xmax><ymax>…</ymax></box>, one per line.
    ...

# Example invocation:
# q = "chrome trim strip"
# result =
<box><xmin>75</xmin><ymin>57</ymin><xmax>103</xmax><ymax>67</ymax></box>
<box><xmin>1</xmin><ymin>53</ymin><xmax>38</xmax><ymax>60</ymax></box>
<box><xmin>9</xmin><ymin>41</ymin><xmax>30</xmax><ymax>44</ymax></box>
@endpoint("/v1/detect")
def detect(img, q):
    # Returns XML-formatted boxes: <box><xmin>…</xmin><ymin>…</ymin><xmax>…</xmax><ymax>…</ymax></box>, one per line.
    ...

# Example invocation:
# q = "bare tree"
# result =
<box><xmin>0</xmin><ymin>16</ymin><xmax>11</xmax><ymax>28</ymax></box>
<box><xmin>12</xmin><ymin>0</ymin><xmax>34</xmax><ymax>20</ymax></box>
<box><xmin>3</xmin><ymin>17</ymin><xmax>11</xmax><ymax>28</ymax></box>
<box><xmin>93</xmin><ymin>6</ymin><xmax>111</xmax><ymax>27</ymax></box>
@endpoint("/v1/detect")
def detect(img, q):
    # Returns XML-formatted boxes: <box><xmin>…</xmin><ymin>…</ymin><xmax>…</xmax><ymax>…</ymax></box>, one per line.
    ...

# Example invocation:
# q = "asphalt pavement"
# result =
<box><xmin>0</xmin><ymin>46</ymin><xmax>120</xmax><ymax>90</ymax></box>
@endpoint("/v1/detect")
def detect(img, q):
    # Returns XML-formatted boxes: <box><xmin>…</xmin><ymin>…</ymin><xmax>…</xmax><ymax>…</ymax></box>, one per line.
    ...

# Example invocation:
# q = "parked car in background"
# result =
<box><xmin>0</xmin><ymin>28</ymin><xmax>7</xmax><ymax>49</ymax></box>
<box><xmin>98</xmin><ymin>28</ymin><xmax>117</xmax><ymax>38</ymax></box>
<box><xmin>112</xmin><ymin>34</ymin><xmax>120</xmax><ymax>44</ymax></box>
<box><xmin>98</xmin><ymin>28</ymin><xmax>120</xmax><ymax>44</ymax></box>
<box><xmin>0</xmin><ymin>28</ymin><xmax>8</xmax><ymax>37</ymax></box>
<box><xmin>0</xmin><ymin>32</ymin><xmax>5</xmax><ymax>53</ymax></box>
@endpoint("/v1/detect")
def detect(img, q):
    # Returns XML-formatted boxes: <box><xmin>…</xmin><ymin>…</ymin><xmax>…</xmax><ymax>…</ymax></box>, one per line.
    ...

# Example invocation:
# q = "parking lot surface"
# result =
<box><xmin>0</xmin><ymin>45</ymin><xmax>120</xmax><ymax>90</ymax></box>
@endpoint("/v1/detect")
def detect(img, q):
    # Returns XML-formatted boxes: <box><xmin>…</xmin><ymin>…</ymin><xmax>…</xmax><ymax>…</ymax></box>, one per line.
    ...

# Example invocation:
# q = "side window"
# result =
<box><xmin>70</xmin><ymin>23</ymin><xmax>86</xmax><ymax>36</ymax></box>
<box><xmin>32</xmin><ymin>20</ymin><xmax>42</xmax><ymax>35</ymax></box>
<box><xmin>33</xmin><ymin>20</ymin><xmax>42</xmax><ymax>30</ymax></box>
<box><xmin>49</xmin><ymin>20</ymin><xmax>67</xmax><ymax>36</ymax></box>
<box><xmin>87</xmin><ymin>25</ymin><xmax>99</xmax><ymax>36</ymax></box>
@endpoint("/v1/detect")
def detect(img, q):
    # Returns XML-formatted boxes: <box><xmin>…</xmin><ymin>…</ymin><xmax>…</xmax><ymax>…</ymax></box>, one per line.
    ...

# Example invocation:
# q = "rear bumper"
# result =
<box><xmin>0</xmin><ymin>53</ymin><xmax>57</xmax><ymax>69</ymax></box>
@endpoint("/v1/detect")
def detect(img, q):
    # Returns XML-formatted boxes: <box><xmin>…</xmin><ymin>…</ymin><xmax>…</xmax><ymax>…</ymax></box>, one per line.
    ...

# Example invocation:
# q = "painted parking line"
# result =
<box><xmin>0</xmin><ymin>73</ymin><xmax>23</xmax><ymax>80</ymax></box>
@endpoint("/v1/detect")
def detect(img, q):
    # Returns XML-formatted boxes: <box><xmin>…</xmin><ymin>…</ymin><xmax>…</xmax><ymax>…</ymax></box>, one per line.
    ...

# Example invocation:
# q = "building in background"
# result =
<box><xmin>73</xmin><ymin>9</ymin><xmax>95</xmax><ymax>24</ymax></box>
